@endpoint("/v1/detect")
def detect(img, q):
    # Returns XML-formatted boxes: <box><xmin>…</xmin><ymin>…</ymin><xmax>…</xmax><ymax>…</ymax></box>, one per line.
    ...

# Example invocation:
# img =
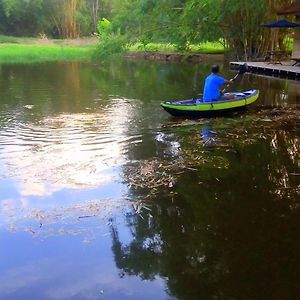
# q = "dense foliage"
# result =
<box><xmin>0</xmin><ymin>0</ymin><xmax>111</xmax><ymax>38</ymax></box>
<box><xmin>0</xmin><ymin>0</ymin><xmax>295</xmax><ymax>59</ymax></box>
<box><xmin>107</xmin><ymin>0</ymin><xmax>294</xmax><ymax>59</ymax></box>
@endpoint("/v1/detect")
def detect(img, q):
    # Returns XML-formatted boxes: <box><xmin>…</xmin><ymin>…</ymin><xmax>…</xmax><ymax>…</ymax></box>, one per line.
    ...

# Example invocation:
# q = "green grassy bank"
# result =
<box><xmin>0</xmin><ymin>35</ymin><xmax>224</xmax><ymax>64</ymax></box>
<box><xmin>0</xmin><ymin>35</ymin><xmax>97</xmax><ymax>63</ymax></box>
<box><xmin>129</xmin><ymin>41</ymin><xmax>225</xmax><ymax>54</ymax></box>
<box><xmin>0</xmin><ymin>44</ymin><xmax>95</xmax><ymax>63</ymax></box>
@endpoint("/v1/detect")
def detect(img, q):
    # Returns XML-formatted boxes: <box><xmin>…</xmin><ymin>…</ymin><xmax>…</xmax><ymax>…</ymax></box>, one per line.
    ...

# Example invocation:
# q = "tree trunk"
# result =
<box><xmin>91</xmin><ymin>0</ymin><xmax>100</xmax><ymax>33</ymax></box>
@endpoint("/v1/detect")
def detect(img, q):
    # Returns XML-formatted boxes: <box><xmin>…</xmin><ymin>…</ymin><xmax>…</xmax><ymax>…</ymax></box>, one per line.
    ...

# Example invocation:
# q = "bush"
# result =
<box><xmin>0</xmin><ymin>35</ymin><xmax>19</xmax><ymax>43</ymax></box>
<box><xmin>94</xmin><ymin>18</ymin><xmax>128</xmax><ymax>60</ymax></box>
<box><xmin>93</xmin><ymin>34</ymin><xmax>127</xmax><ymax>60</ymax></box>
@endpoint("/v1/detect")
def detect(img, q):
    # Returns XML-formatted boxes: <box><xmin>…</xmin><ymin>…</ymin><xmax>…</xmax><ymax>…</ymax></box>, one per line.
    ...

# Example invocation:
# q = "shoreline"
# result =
<box><xmin>0</xmin><ymin>36</ymin><xmax>225</xmax><ymax>64</ymax></box>
<box><xmin>124</xmin><ymin>51</ymin><xmax>224</xmax><ymax>63</ymax></box>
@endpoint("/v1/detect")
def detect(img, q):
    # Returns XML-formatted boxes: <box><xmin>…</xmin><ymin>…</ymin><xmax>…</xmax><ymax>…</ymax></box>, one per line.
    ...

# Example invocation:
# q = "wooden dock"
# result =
<box><xmin>230</xmin><ymin>61</ymin><xmax>300</xmax><ymax>80</ymax></box>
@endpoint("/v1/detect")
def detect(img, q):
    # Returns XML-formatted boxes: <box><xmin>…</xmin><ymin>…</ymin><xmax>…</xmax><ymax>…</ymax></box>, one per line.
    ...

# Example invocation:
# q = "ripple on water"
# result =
<box><xmin>0</xmin><ymin>111</ymin><xmax>142</xmax><ymax>197</ymax></box>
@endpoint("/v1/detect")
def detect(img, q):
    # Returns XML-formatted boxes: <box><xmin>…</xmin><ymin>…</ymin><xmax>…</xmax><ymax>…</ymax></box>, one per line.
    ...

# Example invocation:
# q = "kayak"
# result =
<box><xmin>160</xmin><ymin>89</ymin><xmax>259</xmax><ymax>117</ymax></box>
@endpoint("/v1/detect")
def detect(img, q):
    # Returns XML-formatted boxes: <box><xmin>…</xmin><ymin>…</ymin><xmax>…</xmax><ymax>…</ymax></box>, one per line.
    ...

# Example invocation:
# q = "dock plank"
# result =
<box><xmin>230</xmin><ymin>61</ymin><xmax>300</xmax><ymax>80</ymax></box>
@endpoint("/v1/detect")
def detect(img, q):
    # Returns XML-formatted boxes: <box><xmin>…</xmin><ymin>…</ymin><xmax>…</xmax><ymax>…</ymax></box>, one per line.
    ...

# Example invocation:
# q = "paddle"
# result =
<box><xmin>192</xmin><ymin>65</ymin><xmax>199</xmax><ymax>100</ymax></box>
<box><xmin>222</xmin><ymin>63</ymin><xmax>248</xmax><ymax>94</ymax></box>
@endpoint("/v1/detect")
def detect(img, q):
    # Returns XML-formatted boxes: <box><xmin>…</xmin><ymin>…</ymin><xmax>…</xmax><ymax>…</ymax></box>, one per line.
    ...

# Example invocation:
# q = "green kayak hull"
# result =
<box><xmin>160</xmin><ymin>90</ymin><xmax>259</xmax><ymax>117</ymax></box>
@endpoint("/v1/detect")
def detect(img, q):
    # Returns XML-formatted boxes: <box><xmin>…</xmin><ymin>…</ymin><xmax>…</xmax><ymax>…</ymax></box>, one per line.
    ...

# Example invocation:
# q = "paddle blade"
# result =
<box><xmin>238</xmin><ymin>63</ymin><xmax>248</xmax><ymax>75</ymax></box>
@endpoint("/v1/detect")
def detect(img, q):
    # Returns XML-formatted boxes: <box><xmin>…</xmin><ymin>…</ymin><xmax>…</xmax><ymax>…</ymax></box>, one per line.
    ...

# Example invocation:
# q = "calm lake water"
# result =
<box><xmin>0</xmin><ymin>59</ymin><xmax>299</xmax><ymax>300</ymax></box>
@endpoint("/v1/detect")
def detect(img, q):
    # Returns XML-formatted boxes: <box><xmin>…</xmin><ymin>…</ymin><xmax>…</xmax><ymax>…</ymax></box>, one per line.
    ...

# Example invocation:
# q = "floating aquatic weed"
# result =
<box><xmin>272</xmin><ymin>186</ymin><xmax>300</xmax><ymax>206</ymax></box>
<box><xmin>181</xmin><ymin>148</ymin><xmax>230</xmax><ymax>170</ymax></box>
<box><xmin>255</xmin><ymin>108</ymin><xmax>300</xmax><ymax>126</ymax></box>
<box><xmin>122</xmin><ymin>107</ymin><xmax>299</xmax><ymax>199</ymax></box>
<box><xmin>181</xmin><ymin>149</ymin><xmax>207</xmax><ymax>166</ymax></box>
<box><xmin>122</xmin><ymin>158</ymin><xmax>185</xmax><ymax>193</ymax></box>
<box><xmin>0</xmin><ymin>198</ymin><xmax>129</xmax><ymax>239</ymax></box>
<box><xmin>162</xmin><ymin>119</ymin><xmax>208</xmax><ymax>129</ymax></box>
<box><xmin>132</xmin><ymin>200</ymin><xmax>153</xmax><ymax>219</ymax></box>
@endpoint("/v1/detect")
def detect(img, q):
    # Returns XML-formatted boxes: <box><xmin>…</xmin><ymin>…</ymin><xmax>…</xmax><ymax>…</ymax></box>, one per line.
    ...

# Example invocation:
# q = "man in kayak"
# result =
<box><xmin>202</xmin><ymin>65</ymin><xmax>234</xmax><ymax>102</ymax></box>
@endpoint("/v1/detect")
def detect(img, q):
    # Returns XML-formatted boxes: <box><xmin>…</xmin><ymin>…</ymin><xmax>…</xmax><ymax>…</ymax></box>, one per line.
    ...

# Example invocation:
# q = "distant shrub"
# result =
<box><xmin>94</xmin><ymin>34</ymin><xmax>127</xmax><ymax>60</ymax></box>
<box><xmin>97</xmin><ymin>18</ymin><xmax>112</xmax><ymax>38</ymax></box>
<box><xmin>0</xmin><ymin>35</ymin><xmax>19</xmax><ymax>44</ymax></box>
<box><xmin>94</xmin><ymin>18</ymin><xmax>128</xmax><ymax>60</ymax></box>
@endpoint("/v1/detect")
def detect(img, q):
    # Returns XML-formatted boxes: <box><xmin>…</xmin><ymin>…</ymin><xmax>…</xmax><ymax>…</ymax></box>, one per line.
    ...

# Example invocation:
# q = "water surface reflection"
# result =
<box><xmin>0</xmin><ymin>60</ymin><xmax>299</xmax><ymax>299</ymax></box>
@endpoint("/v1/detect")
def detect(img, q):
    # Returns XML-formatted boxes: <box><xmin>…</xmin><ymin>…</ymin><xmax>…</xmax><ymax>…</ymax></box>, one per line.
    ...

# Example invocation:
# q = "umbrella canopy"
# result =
<box><xmin>261</xmin><ymin>19</ymin><xmax>300</xmax><ymax>28</ymax></box>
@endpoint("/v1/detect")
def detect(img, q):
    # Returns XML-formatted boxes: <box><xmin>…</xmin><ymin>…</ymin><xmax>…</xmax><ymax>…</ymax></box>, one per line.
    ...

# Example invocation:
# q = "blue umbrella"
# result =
<box><xmin>261</xmin><ymin>19</ymin><xmax>300</xmax><ymax>56</ymax></box>
<box><xmin>261</xmin><ymin>19</ymin><xmax>300</xmax><ymax>28</ymax></box>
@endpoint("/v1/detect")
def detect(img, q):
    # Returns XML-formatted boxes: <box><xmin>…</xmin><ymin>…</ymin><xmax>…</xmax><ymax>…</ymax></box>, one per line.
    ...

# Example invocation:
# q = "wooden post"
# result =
<box><xmin>292</xmin><ymin>16</ymin><xmax>300</xmax><ymax>59</ymax></box>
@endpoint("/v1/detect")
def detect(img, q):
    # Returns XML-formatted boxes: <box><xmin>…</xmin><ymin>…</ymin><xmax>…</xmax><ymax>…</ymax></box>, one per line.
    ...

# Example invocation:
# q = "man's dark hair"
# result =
<box><xmin>211</xmin><ymin>65</ymin><xmax>220</xmax><ymax>74</ymax></box>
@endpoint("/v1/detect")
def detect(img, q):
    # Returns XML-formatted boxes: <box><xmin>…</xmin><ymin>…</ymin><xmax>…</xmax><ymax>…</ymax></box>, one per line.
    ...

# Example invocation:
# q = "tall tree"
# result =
<box><xmin>49</xmin><ymin>0</ymin><xmax>81</xmax><ymax>38</ymax></box>
<box><xmin>88</xmin><ymin>0</ymin><xmax>100</xmax><ymax>32</ymax></box>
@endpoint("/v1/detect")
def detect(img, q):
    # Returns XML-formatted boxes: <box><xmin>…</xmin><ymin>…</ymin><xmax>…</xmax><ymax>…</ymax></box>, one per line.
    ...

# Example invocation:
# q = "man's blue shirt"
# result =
<box><xmin>203</xmin><ymin>74</ymin><xmax>226</xmax><ymax>102</ymax></box>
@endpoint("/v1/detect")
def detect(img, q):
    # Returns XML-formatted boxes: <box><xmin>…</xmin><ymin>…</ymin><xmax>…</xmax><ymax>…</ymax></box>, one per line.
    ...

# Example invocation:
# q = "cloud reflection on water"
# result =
<box><xmin>0</xmin><ymin>99</ymin><xmax>136</xmax><ymax>198</ymax></box>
